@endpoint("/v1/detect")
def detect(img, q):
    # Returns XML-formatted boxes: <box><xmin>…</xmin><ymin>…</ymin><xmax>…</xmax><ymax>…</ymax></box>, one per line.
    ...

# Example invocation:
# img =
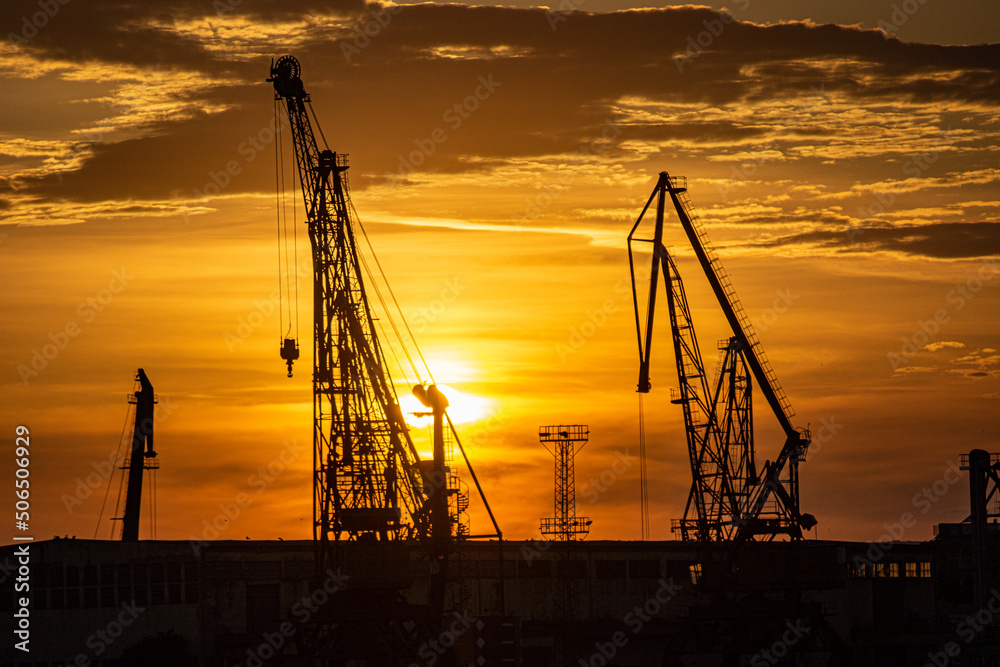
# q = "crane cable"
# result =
<box><xmin>147</xmin><ymin>461</ymin><xmax>156</xmax><ymax>540</ymax></box>
<box><xmin>275</xmin><ymin>98</ymin><xmax>297</xmax><ymax>342</ymax></box>
<box><xmin>639</xmin><ymin>393</ymin><xmax>650</xmax><ymax>541</ymax></box>
<box><xmin>306</xmin><ymin>101</ymin><xmax>330</xmax><ymax>159</ymax></box>
<box><xmin>93</xmin><ymin>385</ymin><xmax>134</xmax><ymax>538</ymax></box>
<box><xmin>275</xmin><ymin>98</ymin><xmax>286</xmax><ymax>341</ymax></box>
<box><xmin>306</xmin><ymin>94</ymin><xmax>430</xmax><ymax>388</ymax></box>
<box><xmin>305</xmin><ymin>97</ymin><xmax>489</xmax><ymax>531</ymax></box>
<box><xmin>353</xmin><ymin>200</ymin><xmax>435</xmax><ymax>386</ymax></box>
<box><xmin>108</xmin><ymin>381</ymin><xmax>137</xmax><ymax>539</ymax></box>
<box><xmin>355</xmin><ymin>233</ymin><xmax>424</xmax><ymax>387</ymax></box>
<box><xmin>111</xmin><ymin>463</ymin><xmax>127</xmax><ymax>539</ymax></box>
<box><xmin>374</xmin><ymin>316</ymin><xmax>414</xmax><ymax>390</ymax></box>
<box><xmin>292</xmin><ymin>126</ymin><xmax>299</xmax><ymax>341</ymax></box>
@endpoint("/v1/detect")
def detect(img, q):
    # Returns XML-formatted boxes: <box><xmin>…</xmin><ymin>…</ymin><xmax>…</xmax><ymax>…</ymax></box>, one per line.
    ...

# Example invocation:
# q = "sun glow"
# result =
<box><xmin>399</xmin><ymin>384</ymin><xmax>493</xmax><ymax>429</ymax></box>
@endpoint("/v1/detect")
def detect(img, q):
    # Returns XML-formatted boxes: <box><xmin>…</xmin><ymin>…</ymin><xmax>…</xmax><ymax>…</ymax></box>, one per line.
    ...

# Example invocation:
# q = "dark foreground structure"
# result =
<box><xmin>3</xmin><ymin>522</ymin><xmax>999</xmax><ymax>666</ymax></box>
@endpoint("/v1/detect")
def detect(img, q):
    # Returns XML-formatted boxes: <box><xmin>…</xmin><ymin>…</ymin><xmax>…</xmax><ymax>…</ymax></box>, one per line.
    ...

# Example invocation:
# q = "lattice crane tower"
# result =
<box><xmin>540</xmin><ymin>425</ymin><xmax>592</xmax><ymax>541</ymax></box>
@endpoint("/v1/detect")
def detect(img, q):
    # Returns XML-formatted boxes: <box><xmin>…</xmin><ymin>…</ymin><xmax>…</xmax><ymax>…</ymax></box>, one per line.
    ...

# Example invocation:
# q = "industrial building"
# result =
<box><xmin>1</xmin><ymin>521</ymin><xmax>997</xmax><ymax>665</ymax></box>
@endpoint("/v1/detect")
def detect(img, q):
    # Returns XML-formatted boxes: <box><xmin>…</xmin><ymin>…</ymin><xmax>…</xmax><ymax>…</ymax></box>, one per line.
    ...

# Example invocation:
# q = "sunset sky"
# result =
<box><xmin>1</xmin><ymin>0</ymin><xmax>998</xmax><ymax>547</ymax></box>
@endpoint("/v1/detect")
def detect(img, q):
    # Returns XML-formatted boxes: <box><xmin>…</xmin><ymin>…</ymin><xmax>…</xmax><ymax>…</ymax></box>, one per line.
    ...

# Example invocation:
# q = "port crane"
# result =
<box><xmin>629</xmin><ymin>172</ymin><xmax>816</xmax><ymax>541</ymax></box>
<box><xmin>97</xmin><ymin>368</ymin><xmax>159</xmax><ymax>541</ymax></box>
<box><xmin>270</xmin><ymin>55</ymin><xmax>432</xmax><ymax>563</ymax></box>
<box><xmin>268</xmin><ymin>55</ymin><xmax>501</xmax><ymax>659</ymax></box>
<box><xmin>120</xmin><ymin>368</ymin><xmax>158</xmax><ymax>541</ymax></box>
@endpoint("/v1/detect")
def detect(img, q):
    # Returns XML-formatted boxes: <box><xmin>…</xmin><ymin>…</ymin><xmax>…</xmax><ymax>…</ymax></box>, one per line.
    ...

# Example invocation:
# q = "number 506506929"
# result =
<box><xmin>15</xmin><ymin>425</ymin><xmax>30</xmax><ymax>526</ymax></box>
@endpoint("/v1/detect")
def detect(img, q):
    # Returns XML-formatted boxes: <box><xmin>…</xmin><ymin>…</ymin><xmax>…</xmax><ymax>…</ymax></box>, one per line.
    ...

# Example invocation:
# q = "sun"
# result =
<box><xmin>398</xmin><ymin>383</ymin><xmax>493</xmax><ymax>429</ymax></box>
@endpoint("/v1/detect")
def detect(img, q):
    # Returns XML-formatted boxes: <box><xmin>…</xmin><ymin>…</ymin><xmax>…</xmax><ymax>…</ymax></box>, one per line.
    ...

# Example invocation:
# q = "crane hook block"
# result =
<box><xmin>280</xmin><ymin>338</ymin><xmax>300</xmax><ymax>378</ymax></box>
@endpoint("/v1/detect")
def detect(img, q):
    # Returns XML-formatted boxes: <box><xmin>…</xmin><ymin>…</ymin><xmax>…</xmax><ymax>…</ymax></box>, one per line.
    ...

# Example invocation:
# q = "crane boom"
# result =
<box><xmin>665</xmin><ymin>182</ymin><xmax>795</xmax><ymax>437</ymax></box>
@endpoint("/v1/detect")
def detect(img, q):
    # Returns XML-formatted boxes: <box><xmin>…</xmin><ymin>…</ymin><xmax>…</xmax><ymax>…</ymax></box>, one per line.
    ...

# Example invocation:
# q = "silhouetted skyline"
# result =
<box><xmin>1</xmin><ymin>0</ymin><xmax>998</xmax><ymax>545</ymax></box>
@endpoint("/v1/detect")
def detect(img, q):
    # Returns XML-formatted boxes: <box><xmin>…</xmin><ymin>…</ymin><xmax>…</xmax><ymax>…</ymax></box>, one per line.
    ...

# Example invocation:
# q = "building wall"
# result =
<box><xmin>0</xmin><ymin>536</ymin><xmax>972</xmax><ymax>666</ymax></box>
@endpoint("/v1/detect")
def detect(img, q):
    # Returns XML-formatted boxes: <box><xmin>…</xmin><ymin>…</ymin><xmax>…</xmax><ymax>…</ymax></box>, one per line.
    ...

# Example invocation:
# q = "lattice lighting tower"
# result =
<box><xmin>540</xmin><ymin>425</ymin><xmax>592</xmax><ymax>541</ymax></box>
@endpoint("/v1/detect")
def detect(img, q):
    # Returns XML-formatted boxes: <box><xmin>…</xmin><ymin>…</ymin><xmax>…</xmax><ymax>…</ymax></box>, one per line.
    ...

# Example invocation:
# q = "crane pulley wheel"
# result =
<box><xmin>271</xmin><ymin>55</ymin><xmax>300</xmax><ymax>81</ymax></box>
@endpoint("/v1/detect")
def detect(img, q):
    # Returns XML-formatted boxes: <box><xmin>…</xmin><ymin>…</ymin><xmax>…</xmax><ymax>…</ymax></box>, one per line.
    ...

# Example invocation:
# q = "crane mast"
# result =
<box><xmin>268</xmin><ymin>56</ymin><xmax>431</xmax><ymax>569</ymax></box>
<box><xmin>629</xmin><ymin>172</ymin><xmax>815</xmax><ymax>541</ymax></box>
<box><xmin>121</xmin><ymin>368</ymin><xmax>157</xmax><ymax>541</ymax></box>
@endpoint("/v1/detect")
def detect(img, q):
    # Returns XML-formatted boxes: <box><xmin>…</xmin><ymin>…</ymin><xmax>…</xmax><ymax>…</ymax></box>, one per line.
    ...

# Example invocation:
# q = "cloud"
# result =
<box><xmin>922</xmin><ymin>341</ymin><xmax>965</xmax><ymax>352</ymax></box>
<box><xmin>892</xmin><ymin>366</ymin><xmax>935</xmax><ymax>375</ymax></box>
<box><xmin>1</xmin><ymin>0</ymin><xmax>365</xmax><ymax>70</ymax></box>
<box><xmin>767</xmin><ymin>221</ymin><xmax>1000</xmax><ymax>259</ymax></box>
<box><xmin>953</xmin><ymin>349</ymin><xmax>1000</xmax><ymax>369</ymax></box>
<box><xmin>0</xmin><ymin>0</ymin><xmax>998</xmax><ymax>262</ymax></box>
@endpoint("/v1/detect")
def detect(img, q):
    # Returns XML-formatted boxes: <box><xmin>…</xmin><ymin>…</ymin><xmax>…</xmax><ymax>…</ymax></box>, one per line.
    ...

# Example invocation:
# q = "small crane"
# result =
<box><xmin>120</xmin><ymin>368</ymin><xmax>158</xmax><ymax>542</ymax></box>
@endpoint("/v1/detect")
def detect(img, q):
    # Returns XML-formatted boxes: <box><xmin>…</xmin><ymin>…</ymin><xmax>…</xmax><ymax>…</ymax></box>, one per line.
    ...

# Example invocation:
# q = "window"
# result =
<box><xmin>556</xmin><ymin>560</ymin><xmax>587</xmax><ymax>578</ymax></box>
<box><xmin>134</xmin><ymin>581</ymin><xmax>149</xmax><ymax>606</ymax></box>
<box><xmin>185</xmin><ymin>580</ymin><xmax>199</xmax><ymax>604</ymax></box>
<box><xmin>888</xmin><ymin>563</ymin><xmax>900</xmax><ymax>578</ymax></box>
<box><xmin>50</xmin><ymin>589</ymin><xmax>64</xmax><ymax>610</ymax></box>
<box><xmin>478</xmin><ymin>560</ymin><xmax>504</xmax><ymax>579</ymax></box>
<box><xmin>205</xmin><ymin>561</ymin><xmax>237</xmax><ymax>581</ymax></box>
<box><xmin>595</xmin><ymin>560</ymin><xmax>626</xmax><ymax>579</ymax></box>
<box><xmin>134</xmin><ymin>564</ymin><xmax>149</xmax><ymax>605</ymax></box>
<box><xmin>919</xmin><ymin>561</ymin><xmax>932</xmax><ymax>578</ymax></box>
<box><xmin>246</xmin><ymin>583</ymin><xmax>281</xmax><ymax>639</ymax></box>
<box><xmin>905</xmin><ymin>562</ymin><xmax>917</xmax><ymax>578</ymax></box>
<box><xmin>244</xmin><ymin>561</ymin><xmax>282</xmax><ymax>581</ymax></box>
<box><xmin>690</xmin><ymin>563</ymin><xmax>703</xmax><ymax>585</ymax></box>
<box><xmin>517</xmin><ymin>559</ymin><xmax>551</xmax><ymax>578</ymax></box>
<box><xmin>283</xmin><ymin>561</ymin><xmax>313</xmax><ymax>581</ymax></box>
<box><xmin>628</xmin><ymin>560</ymin><xmax>660</xmax><ymax>579</ymax></box>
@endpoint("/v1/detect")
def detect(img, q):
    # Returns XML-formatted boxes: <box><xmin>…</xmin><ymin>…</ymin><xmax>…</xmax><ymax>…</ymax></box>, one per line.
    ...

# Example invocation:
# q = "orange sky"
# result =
<box><xmin>1</xmin><ymin>0</ymin><xmax>998</xmax><ymax>547</ymax></box>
